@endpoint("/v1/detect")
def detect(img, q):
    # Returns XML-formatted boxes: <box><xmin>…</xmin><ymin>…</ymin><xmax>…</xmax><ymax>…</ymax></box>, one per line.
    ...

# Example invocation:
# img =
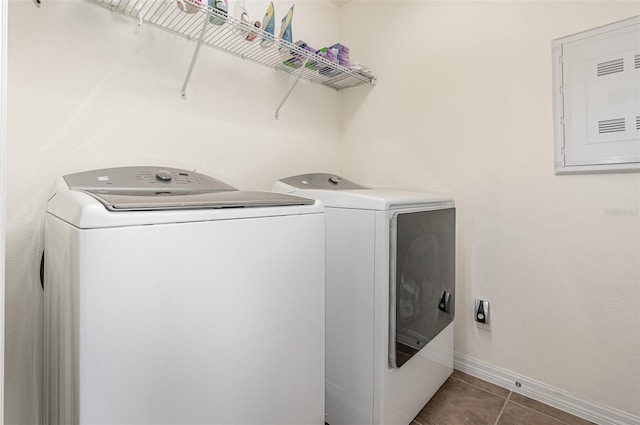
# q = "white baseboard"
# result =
<box><xmin>454</xmin><ymin>352</ymin><xmax>640</xmax><ymax>425</ymax></box>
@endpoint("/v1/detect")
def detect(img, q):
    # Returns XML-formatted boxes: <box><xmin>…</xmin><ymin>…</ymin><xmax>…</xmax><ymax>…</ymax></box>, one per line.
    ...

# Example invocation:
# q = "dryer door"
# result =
<box><xmin>389</xmin><ymin>206</ymin><xmax>455</xmax><ymax>368</ymax></box>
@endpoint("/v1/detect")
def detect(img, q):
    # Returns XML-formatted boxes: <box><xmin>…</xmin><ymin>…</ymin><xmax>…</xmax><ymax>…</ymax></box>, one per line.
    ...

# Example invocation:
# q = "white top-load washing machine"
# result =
<box><xmin>273</xmin><ymin>173</ymin><xmax>455</xmax><ymax>425</ymax></box>
<box><xmin>44</xmin><ymin>166</ymin><xmax>325</xmax><ymax>425</ymax></box>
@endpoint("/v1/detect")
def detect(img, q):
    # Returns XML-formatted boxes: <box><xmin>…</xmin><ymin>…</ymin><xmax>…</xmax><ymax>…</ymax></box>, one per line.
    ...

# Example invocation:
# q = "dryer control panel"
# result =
<box><xmin>278</xmin><ymin>173</ymin><xmax>367</xmax><ymax>190</ymax></box>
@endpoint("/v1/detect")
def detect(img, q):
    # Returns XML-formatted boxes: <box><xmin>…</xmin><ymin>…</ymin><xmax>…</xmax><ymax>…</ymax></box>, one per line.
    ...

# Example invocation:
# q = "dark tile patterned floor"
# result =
<box><xmin>412</xmin><ymin>371</ymin><xmax>595</xmax><ymax>425</ymax></box>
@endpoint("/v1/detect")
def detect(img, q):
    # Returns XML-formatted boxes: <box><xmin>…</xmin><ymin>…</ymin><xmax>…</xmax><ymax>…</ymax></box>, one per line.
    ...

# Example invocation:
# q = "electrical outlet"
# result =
<box><xmin>474</xmin><ymin>299</ymin><xmax>490</xmax><ymax>328</ymax></box>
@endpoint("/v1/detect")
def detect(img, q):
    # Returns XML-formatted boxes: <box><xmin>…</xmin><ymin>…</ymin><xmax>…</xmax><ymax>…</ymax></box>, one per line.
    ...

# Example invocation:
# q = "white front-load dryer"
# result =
<box><xmin>44</xmin><ymin>166</ymin><xmax>325</xmax><ymax>425</ymax></box>
<box><xmin>273</xmin><ymin>173</ymin><xmax>455</xmax><ymax>425</ymax></box>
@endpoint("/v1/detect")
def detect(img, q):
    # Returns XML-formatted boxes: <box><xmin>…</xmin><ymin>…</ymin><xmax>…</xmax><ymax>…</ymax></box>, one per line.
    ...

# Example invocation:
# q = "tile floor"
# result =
<box><xmin>412</xmin><ymin>371</ymin><xmax>595</xmax><ymax>425</ymax></box>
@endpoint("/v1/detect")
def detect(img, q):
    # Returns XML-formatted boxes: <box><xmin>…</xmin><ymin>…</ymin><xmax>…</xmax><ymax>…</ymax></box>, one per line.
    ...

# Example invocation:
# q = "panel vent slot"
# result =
<box><xmin>598</xmin><ymin>118</ymin><xmax>626</xmax><ymax>133</ymax></box>
<box><xmin>636</xmin><ymin>54</ymin><xmax>640</xmax><ymax>69</ymax></box>
<box><xmin>597</xmin><ymin>58</ymin><xmax>624</xmax><ymax>76</ymax></box>
<box><xmin>636</xmin><ymin>116</ymin><xmax>640</xmax><ymax>130</ymax></box>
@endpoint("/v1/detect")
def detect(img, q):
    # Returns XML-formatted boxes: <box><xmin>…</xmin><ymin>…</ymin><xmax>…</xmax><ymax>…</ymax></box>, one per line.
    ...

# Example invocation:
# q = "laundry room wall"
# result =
<box><xmin>339</xmin><ymin>0</ymin><xmax>640</xmax><ymax>418</ymax></box>
<box><xmin>5</xmin><ymin>0</ymin><xmax>346</xmax><ymax>423</ymax></box>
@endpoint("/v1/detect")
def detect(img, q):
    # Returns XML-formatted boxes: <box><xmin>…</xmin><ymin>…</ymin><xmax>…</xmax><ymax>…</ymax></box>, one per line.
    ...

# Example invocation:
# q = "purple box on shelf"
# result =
<box><xmin>317</xmin><ymin>47</ymin><xmax>340</xmax><ymax>77</ymax></box>
<box><xmin>303</xmin><ymin>45</ymin><xmax>318</xmax><ymax>70</ymax></box>
<box><xmin>337</xmin><ymin>52</ymin><xmax>350</xmax><ymax>67</ymax></box>
<box><xmin>282</xmin><ymin>40</ymin><xmax>306</xmax><ymax>69</ymax></box>
<box><xmin>317</xmin><ymin>47</ymin><xmax>338</xmax><ymax>63</ymax></box>
<box><xmin>283</xmin><ymin>40</ymin><xmax>318</xmax><ymax>69</ymax></box>
<box><xmin>330</xmin><ymin>43</ymin><xmax>349</xmax><ymax>57</ymax></box>
<box><xmin>320</xmin><ymin>68</ymin><xmax>340</xmax><ymax>77</ymax></box>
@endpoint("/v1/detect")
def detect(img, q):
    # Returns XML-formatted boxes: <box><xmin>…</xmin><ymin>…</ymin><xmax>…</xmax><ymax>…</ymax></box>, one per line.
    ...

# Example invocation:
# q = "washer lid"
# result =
<box><xmin>63</xmin><ymin>166</ymin><xmax>313</xmax><ymax>211</ymax></box>
<box><xmin>85</xmin><ymin>190</ymin><xmax>313</xmax><ymax>211</ymax></box>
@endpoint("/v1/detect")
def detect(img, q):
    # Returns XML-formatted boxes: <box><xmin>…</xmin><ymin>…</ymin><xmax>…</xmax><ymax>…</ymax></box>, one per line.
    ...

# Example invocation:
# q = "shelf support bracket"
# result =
<box><xmin>181</xmin><ymin>12</ymin><xmax>211</xmax><ymax>100</ymax></box>
<box><xmin>274</xmin><ymin>60</ymin><xmax>307</xmax><ymax>120</ymax></box>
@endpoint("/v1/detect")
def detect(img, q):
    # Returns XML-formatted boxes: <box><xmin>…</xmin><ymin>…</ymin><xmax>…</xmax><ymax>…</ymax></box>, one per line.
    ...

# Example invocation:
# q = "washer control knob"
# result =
<box><xmin>155</xmin><ymin>169</ymin><xmax>173</xmax><ymax>182</ymax></box>
<box><xmin>328</xmin><ymin>176</ymin><xmax>340</xmax><ymax>185</ymax></box>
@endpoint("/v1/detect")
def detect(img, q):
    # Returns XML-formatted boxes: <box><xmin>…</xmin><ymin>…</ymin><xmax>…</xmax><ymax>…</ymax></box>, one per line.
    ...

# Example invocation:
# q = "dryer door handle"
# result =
<box><xmin>438</xmin><ymin>291</ymin><xmax>451</xmax><ymax>313</ymax></box>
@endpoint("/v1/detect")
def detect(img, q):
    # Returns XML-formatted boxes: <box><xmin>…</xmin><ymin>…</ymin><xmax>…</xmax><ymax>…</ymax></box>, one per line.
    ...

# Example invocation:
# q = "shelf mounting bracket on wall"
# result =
<box><xmin>274</xmin><ymin>60</ymin><xmax>308</xmax><ymax>120</ymax></box>
<box><xmin>181</xmin><ymin>11</ymin><xmax>211</xmax><ymax>100</ymax></box>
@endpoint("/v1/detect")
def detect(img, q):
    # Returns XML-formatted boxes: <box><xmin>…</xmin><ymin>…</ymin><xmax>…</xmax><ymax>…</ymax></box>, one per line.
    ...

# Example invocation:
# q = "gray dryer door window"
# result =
<box><xmin>389</xmin><ymin>207</ymin><xmax>455</xmax><ymax>368</ymax></box>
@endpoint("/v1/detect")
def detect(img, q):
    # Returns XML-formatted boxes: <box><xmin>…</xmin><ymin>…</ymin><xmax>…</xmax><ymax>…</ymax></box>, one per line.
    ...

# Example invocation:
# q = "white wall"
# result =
<box><xmin>1</xmin><ymin>0</ymin><xmax>7</xmax><ymax>423</ymax></box>
<box><xmin>340</xmin><ymin>0</ymin><xmax>640</xmax><ymax>417</ymax></box>
<box><xmin>5</xmin><ymin>0</ymin><xmax>345</xmax><ymax>423</ymax></box>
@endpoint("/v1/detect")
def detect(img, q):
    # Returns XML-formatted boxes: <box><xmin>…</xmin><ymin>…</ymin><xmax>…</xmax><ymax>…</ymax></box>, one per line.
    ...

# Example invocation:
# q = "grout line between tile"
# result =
<box><xmin>450</xmin><ymin>374</ymin><xmax>510</xmax><ymax>400</ymax></box>
<box><xmin>508</xmin><ymin>399</ymin><xmax>578</xmax><ymax>425</ymax></box>
<box><xmin>493</xmin><ymin>391</ymin><xmax>512</xmax><ymax>425</ymax></box>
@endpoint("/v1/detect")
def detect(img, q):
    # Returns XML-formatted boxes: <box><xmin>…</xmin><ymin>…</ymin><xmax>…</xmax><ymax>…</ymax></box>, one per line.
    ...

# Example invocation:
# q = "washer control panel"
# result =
<box><xmin>279</xmin><ymin>173</ymin><xmax>367</xmax><ymax>190</ymax></box>
<box><xmin>63</xmin><ymin>166</ymin><xmax>237</xmax><ymax>195</ymax></box>
<box><xmin>155</xmin><ymin>169</ymin><xmax>174</xmax><ymax>182</ymax></box>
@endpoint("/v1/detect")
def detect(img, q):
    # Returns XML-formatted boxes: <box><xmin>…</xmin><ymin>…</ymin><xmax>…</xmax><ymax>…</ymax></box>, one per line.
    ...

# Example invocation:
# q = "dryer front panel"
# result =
<box><xmin>389</xmin><ymin>206</ymin><xmax>455</xmax><ymax>369</ymax></box>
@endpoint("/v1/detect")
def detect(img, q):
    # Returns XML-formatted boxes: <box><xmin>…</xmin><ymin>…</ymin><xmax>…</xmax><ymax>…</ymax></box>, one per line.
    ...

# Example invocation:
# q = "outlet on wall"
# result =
<box><xmin>474</xmin><ymin>299</ymin><xmax>490</xmax><ymax>330</ymax></box>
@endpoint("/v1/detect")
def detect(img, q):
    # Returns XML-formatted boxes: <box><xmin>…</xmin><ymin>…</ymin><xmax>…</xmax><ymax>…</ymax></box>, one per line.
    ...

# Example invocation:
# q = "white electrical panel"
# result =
<box><xmin>553</xmin><ymin>16</ymin><xmax>640</xmax><ymax>174</ymax></box>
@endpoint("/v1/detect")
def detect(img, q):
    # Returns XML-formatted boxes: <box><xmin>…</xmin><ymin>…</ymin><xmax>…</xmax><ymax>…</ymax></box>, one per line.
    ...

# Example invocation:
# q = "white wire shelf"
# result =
<box><xmin>89</xmin><ymin>0</ymin><xmax>376</xmax><ymax>116</ymax></box>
